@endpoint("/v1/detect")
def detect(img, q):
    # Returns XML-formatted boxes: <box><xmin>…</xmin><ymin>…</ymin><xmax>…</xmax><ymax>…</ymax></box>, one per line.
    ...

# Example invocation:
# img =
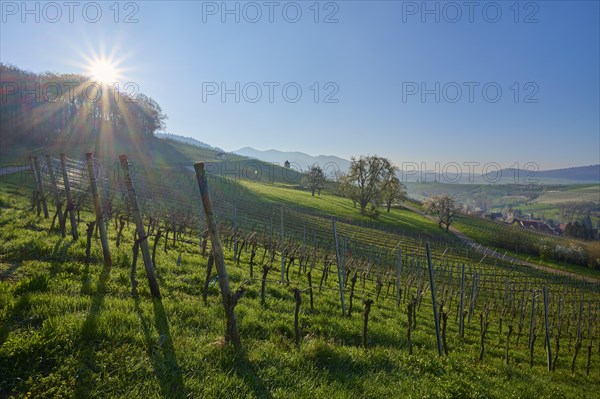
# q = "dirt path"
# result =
<box><xmin>403</xmin><ymin>204</ymin><xmax>599</xmax><ymax>284</ymax></box>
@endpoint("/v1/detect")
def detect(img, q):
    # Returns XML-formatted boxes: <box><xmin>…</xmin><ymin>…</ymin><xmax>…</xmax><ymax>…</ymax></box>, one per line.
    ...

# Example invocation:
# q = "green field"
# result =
<box><xmin>407</xmin><ymin>182</ymin><xmax>600</xmax><ymax>226</ymax></box>
<box><xmin>239</xmin><ymin>180</ymin><xmax>447</xmax><ymax>239</ymax></box>
<box><xmin>1</xmin><ymin>167</ymin><xmax>599</xmax><ymax>398</ymax></box>
<box><xmin>533</xmin><ymin>185</ymin><xmax>600</xmax><ymax>205</ymax></box>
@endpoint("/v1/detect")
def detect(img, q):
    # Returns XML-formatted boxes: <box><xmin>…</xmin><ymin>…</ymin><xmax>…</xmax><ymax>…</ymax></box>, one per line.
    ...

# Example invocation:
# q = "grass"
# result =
<box><xmin>534</xmin><ymin>185</ymin><xmax>600</xmax><ymax>205</ymax></box>
<box><xmin>239</xmin><ymin>180</ymin><xmax>447</xmax><ymax>239</ymax></box>
<box><xmin>1</xmin><ymin>172</ymin><xmax>599</xmax><ymax>398</ymax></box>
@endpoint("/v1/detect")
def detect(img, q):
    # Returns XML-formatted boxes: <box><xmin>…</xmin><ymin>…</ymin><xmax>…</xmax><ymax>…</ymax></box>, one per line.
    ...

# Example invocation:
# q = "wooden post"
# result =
<box><xmin>348</xmin><ymin>271</ymin><xmax>357</xmax><ymax>316</ymax></box>
<box><xmin>479</xmin><ymin>312</ymin><xmax>490</xmax><ymax>362</ymax></box>
<box><xmin>102</xmin><ymin>177</ymin><xmax>110</xmax><ymax>232</ymax></box>
<box><xmin>280</xmin><ymin>206</ymin><xmax>285</xmax><ymax>283</ymax></box>
<box><xmin>32</xmin><ymin>156</ymin><xmax>49</xmax><ymax>218</ymax></box>
<box><xmin>59</xmin><ymin>154</ymin><xmax>79</xmax><ymax>240</ymax></box>
<box><xmin>299</xmin><ymin>225</ymin><xmax>306</xmax><ymax>278</ymax></box>
<box><xmin>261</xmin><ymin>265</ymin><xmax>270</xmax><ymax>305</ymax></box>
<box><xmin>194</xmin><ymin>162</ymin><xmax>241</xmax><ymax>348</ymax></box>
<box><xmin>571</xmin><ymin>302</ymin><xmax>583</xmax><ymax>375</ymax></box>
<box><xmin>233</xmin><ymin>201</ymin><xmax>238</xmax><ymax>262</ymax></box>
<box><xmin>407</xmin><ymin>300</ymin><xmax>414</xmax><ymax>354</ymax></box>
<box><xmin>426</xmin><ymin>242</ymin><xmax>443</xmax><ymax>356</ymax></box>
<box><xmin>85</xmin><ymin>221</ymin><xmax>95</xmax><ymax>264</ymax></box>
<box><xmin>505</xmin><ymin>325</ymin><xmax>514</xmax><ymax>365</ymax></box>
<box><xmin>543</xmin><ymin>286</ymin><xmax>552</xmax><ymax>371</ymax></box>
<box><xmin>362</xmin><ymin>299</ymin><xmax>374</xmax><ymax>348</ymax></box>
<box><xmin>294</xmin><ymin>288</ymin><xmax>301</xmax><ymax>347</ymax></box>
<box><xmin>332</xmin><ymin>220</ymin><xmax>346</xmax><ymax>317</ymax></box>
<box><xmin>45</xmin><ymin>155</ymin><xmax>66</xmax><ymax>237</ymax></box>
<box><xmin>468</xmin><ymin>272</ymin><xmax>479</xmax><ymax>324</ymax></box>
<box><xmin>203</xmin><ymin>254</ymin><xmax>215</xmax><ymax>303</ymax></box>
<box><xmin>199</xmin><ymin>203</ymin><xmax>204</xmax><ymax>254</ymax></box>
<box><xmin>529</xmin><ymin>290</ymin><xmax>536</xmax><ymax>352</ymax></box>
<box><xmin>307</xmin><ymin>270</ymin><xmax>314</xmax><ymax>311</ymax></box>
<box><xmin>119</xmin><ymin>155</ymin><xmax>161</xmax><ymax>299</ymax></box>
<box><xmin>552</xmin><ymin>294</ymin><xmax>563</xmax><ymax>371</ymax></box>
<box><xmin>459</xmin><ymin>263</ymin><xmax>465</xmax><ymax>338</ymax></box>
<box><xmin>29</xmin><ymin>156</ymin><xmax>40</xmax><ymax>213</ymax></box>
<box><xmin>86</xmin><ymin>153</ymin><xmax>112</xmax><ymax>268</ymax></box>
<box><xmin>396</xmin><ymin>248</ymin><xmax>402</xmax><ymax>307</ymax></box>
<box><xmin>342</xmin><ymin>239</ymin><xmax>347</xmax><ymax>288</ymax></box>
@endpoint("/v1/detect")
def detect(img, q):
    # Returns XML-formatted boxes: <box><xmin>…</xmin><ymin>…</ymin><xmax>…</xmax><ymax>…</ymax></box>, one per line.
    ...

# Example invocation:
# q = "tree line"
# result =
<box><xmin>0</xmin><ymin>63</ymin><xmax>167</xmax><ymax>149</ymax></box>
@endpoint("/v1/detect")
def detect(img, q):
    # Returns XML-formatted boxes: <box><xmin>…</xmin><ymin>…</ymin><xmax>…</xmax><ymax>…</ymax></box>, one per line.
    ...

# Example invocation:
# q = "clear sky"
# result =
<box><xmin>1</xmin><ymin>0</ymin><xmax>599</xmax><ymax>170</ymax></box>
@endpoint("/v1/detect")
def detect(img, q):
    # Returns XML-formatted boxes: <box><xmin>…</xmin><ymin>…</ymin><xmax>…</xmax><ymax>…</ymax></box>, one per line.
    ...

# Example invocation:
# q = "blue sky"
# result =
<box><xmin>1</xmin><ymin>1</ymin><xmax>599</xmax><ymax>170</ymax></box>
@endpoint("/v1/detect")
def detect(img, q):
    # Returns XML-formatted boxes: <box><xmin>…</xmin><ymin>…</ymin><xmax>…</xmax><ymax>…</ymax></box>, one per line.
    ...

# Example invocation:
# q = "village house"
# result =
<box><xmin>511</xmin><ymin>219</ymin><xmax>562</xmax><ymax>236</ymax></box>
<box><xmin>484</xmin><ymin>212</ymin><xmax>503</xmax><ymax>221</ymax></box>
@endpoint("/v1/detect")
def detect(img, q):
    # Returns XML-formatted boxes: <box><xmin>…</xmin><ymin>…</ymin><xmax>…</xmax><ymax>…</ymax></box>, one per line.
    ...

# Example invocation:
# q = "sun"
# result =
<box><xmin>87</xmin><ymin>58</ymin><xmax>120</xmax><ymax>84</ymax></box>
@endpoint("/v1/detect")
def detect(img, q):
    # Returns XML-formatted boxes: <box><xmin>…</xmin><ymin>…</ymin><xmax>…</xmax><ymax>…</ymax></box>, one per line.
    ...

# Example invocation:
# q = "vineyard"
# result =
<box><xmin>1</xmin><ymin>153</ymin><xmax>599</xmax><ymax>398</ymax></box>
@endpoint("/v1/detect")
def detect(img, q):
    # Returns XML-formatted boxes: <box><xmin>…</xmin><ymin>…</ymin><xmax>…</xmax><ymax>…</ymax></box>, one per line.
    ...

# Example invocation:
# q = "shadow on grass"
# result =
<box><xmin>0</xmin><ymin>293</ymin><xmax>31</xmax><ymax>346</ymax></box>
<box><xmin>51</xmin><ymin>238</ymin><xmax>75</xmax><ymax>260</ymax></box>
<box><xmin>308</xmin><ymin>342</ymin><xmax>398</xmax><ymax>385</ymax></box>
<box><xmin>74</xmin><ymin>263</ymin><xmax>110</xmax><ymax>398</ymax></box>
<box><xmin>218</xmin><ymin>347</ymin><xmax>274</xmax><ymax>399</ymax></box>
<box><xmin>2</xmin><ymin>236</ymin><xmax>75</xmax><ymax>266</ymax></box>
<box><xmin>80</xmin><ymin>261</ymin><xmax>92</xmax><ymax>296</ymax></box>
<box><xmin>0</xmin><ymin>263</ymin><xmax>22</xmax><ymax>281</ymax></box>
<box><xmin>134</xmin><ymin>296</ymin><xmax>189</xmax><ymax>399</ymax></box>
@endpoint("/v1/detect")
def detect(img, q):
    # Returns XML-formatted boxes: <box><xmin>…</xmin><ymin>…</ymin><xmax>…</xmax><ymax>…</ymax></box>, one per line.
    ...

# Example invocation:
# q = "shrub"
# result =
<box><xmin>537</xmin><ymin>238</ymin><xmax>555</xmax><ymax>261</ymax></box>
<box><xmin>584</xmin><ymin>241</ymin><xmax>600</xmax><ymax>270</ymax></box>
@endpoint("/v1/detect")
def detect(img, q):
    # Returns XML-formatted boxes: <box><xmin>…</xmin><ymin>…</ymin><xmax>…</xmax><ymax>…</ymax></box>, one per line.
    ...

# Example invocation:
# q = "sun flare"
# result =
<box><xmin>87</xmin><ymin>58</ymin><xmax>120</xmax><ymax>84</ymax></box>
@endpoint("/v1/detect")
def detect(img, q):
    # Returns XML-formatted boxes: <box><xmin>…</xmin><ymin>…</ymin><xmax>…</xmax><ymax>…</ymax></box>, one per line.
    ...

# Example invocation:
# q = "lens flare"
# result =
<box><xmin>87</xmin><ymin>57</ymin><xmax>121</xmax><ymax>84</ymax></box>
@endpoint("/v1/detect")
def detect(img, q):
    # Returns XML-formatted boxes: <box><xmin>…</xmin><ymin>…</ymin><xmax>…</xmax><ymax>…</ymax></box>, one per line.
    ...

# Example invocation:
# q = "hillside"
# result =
<box><xmin>1</xmin><ymin>171</ymin><xmax>599</xmax><ymax>398</ymax></box>
<box><xmin>1</xmin><ymin>131</ymin><xmax>306</xmax><ymax>187</ymax></box>
<box><xmin>234</xmin><ymin>147</ymin><xmax>351</xmax><ymax>175</ymax></box>
<box><xmin>531</xmin><ymin>165</ymin><xmax>600</xmax><ymax>182</ymax></box>
<box><xmin>155</xmin><ymin>133</ymin><xmax>224</xmax><ymax>152</ymax></box>
<box><xmin>399</xmin><ymin>165</ymin><xmax>600</xmax><ymax>185</ymax></box>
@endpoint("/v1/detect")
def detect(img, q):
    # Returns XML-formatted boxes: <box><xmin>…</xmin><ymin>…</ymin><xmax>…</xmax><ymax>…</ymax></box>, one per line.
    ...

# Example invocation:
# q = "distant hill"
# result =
<box><xmin>233</xmin><ymin>147</ymin><xmax>351</xmax><ymax>176</ymax></box>
<box><xmin>399</xmin><ymin>165</ymin><xmax>600</xmax><ymax>184</ymax></box>
<box><xmin>528</xmin><ymin>165</ymin><xmax>600</xmax><ymax>182</ymax></box>
<box><xmin>487</xmin><ymin>165</ymin><xmax>600</xmax><ymax>184</ymax></box>
<box><xmin>156</xmin><ymin>133</ymin><xmax>223</xmax><ymax>152</ymax></box>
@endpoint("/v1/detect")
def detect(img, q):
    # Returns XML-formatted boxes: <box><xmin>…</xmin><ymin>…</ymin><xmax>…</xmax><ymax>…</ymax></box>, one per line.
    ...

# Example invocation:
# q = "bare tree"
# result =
<box><xmin>304</xmin><ymin>165</ymin><xmax>326</xmax><ymax>196</ymax></box>
<box><xmin>339</xmin><ymin>174</ymin><xmax>359</xmax><ymax>208</ymax></box>
<box><xmin>381</xmin><ymin>175</ymin><xmax>406</xmax><ymax>212</ymax></box>
<box><xmin>423</xmin><ymin>194</ymin><xmax>460</xmax><ymax>232</ymax></box>
<box><xmin>341</xmin><ymin>155</ymin><xmax>397</xmax><ymax>213</ymax></box>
